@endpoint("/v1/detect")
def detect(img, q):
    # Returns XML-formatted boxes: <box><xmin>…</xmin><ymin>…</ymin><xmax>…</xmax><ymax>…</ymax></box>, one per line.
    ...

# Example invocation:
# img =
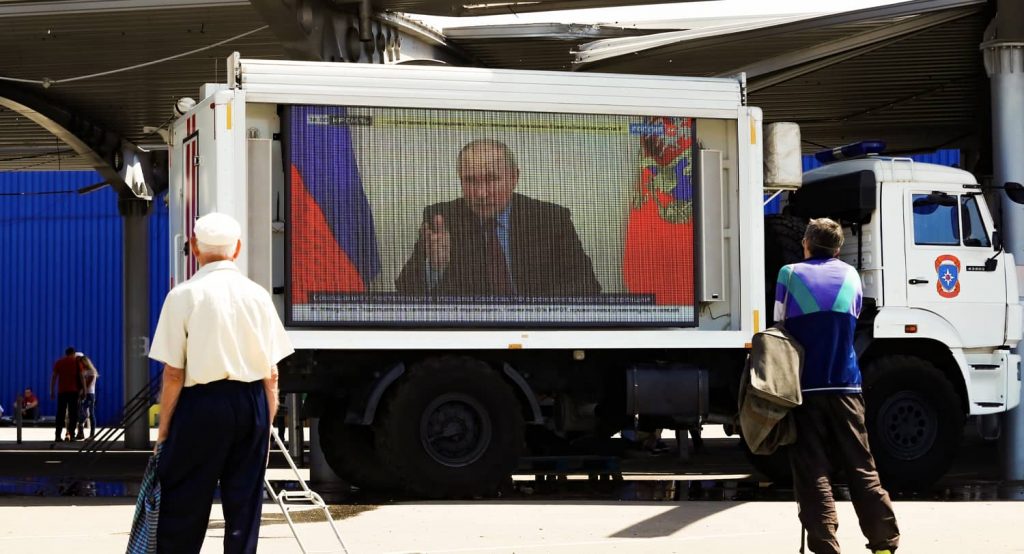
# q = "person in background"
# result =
<box><xmin>76</xmin><ymin>355</ymin><xmax>99</xmax><ymax>439</ymax></box>
<box><xmin>51</xmin><ymin>347</ymin><xmax>84</xmax><ymax>442</ymax></box>
<box><xmin>150</xmin><ymin>212</ymin><xmax>293</xmax><ymax>553</ymax></box>
<box><xmin>774</xmin><ymin>218</ymin><xmax>899</xmax><ymax>554</ymax></box>
<box><xmin>20</xmin><ymin>387</ymin><xmax>39</xmax><ymax>420</ymax></box>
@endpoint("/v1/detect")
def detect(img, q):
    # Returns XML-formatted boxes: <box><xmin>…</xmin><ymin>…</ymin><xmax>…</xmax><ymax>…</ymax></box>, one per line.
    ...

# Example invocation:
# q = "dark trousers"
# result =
<box><xmin>55</xmin><ymin>392</ymin><xmax>79</xmax><ymax>440</ymax></box>
<box><xmin>157</xmin><ymin>380</ymin><xmax>269</xmax><ymax>554</ymax></box>
<box><xmin>790</xmin><ymin>394</ymin><xmax>899</xmax><ymax>554</ymax></box>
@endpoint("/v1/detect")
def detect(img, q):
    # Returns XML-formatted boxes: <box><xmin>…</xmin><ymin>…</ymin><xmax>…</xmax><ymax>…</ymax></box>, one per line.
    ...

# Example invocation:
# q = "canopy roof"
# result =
<box><xmin>0</xmin><ymin>0</ymin><xmax>995</xmax><ymax>174</ymax></box>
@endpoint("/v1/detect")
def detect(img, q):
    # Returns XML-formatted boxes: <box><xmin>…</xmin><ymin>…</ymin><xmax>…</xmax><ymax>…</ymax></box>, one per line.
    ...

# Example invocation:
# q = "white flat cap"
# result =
<box><xmin>194</xmin><ymin>212</ymin><xmax>241</xmax><ymax>246</ymax></box>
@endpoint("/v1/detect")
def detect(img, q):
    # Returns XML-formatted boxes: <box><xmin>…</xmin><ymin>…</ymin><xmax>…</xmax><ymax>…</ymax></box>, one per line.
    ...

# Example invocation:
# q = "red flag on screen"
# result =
<box><xmin>288</xmin><ymin>105</ymin><xmax>381</xmax><ymax>304</ymax></box>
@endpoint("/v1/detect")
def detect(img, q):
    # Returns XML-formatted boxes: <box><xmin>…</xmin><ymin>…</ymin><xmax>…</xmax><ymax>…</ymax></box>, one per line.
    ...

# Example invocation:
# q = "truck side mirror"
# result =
<box><xmin>1005</xmin><ymin>182</ymin><xmax>1024</xmax><ymax>205</ymax></box>
<box><xmin>992</xmin><ymin>230</ymin><xmax>1002</xmax><ymax>252</ymax></box>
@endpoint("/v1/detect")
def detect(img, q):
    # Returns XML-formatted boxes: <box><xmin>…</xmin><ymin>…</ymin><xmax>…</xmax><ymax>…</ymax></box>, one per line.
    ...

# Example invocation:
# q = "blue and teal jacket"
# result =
<box><xmin>774</xmin><ymin>257</ymin><xmax>863</xmax><ymax>394</ymax></box>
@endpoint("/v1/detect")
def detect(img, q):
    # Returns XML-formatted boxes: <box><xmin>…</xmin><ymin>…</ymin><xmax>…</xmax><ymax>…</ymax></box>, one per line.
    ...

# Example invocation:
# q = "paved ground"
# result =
<box><xmin>2</xmin><ymin>496</ymin><xmax>1023</xmax><ymax>553</ymax></box>
<box><xmin>2</xmin><ymin>426</ymin><xmax>1020</xmax><ymax>553</ymax></box>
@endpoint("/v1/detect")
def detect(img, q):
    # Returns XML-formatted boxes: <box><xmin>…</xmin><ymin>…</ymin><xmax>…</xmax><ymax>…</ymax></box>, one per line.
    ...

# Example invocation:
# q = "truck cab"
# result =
<box><xmin>775</xmin><ymin>158</ymin><xmax>1022</xmax><ymax>488</ymax></box>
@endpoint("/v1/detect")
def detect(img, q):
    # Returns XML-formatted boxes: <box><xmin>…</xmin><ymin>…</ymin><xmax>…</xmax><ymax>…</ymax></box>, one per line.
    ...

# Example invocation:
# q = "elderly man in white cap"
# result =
<box><xmin>149</xmin><ymin>212</ymin><xmax>293</xmax><ymax>553</ymax></box>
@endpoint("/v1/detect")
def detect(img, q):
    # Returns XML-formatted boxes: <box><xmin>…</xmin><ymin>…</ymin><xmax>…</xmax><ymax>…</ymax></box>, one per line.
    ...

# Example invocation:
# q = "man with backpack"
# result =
<box><xmin>774</xmin><ymin>218</ymin><xmax>899</xmax><ymax>554</ymax></box>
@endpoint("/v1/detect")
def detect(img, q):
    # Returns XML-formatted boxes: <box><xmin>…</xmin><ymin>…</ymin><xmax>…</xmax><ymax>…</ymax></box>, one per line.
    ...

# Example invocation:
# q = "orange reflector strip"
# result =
<box><xmin>753</xmin><ymin>310</ymin><xmax>761</xmax><ymax>333</ymax></box>
<box><xmin>508</xmin><ymin>343</ymin><xmax>523</xmax><ymax>350</ymax></box>
<box><xmin>226</xmin><ymin>102</ymin><xmax>233</xmax><ymax>130</ymax></box>
<box><xmin>744</xmin><ymin>342</ymin><xmax>753</xmax><ymax>349</ymax></box>
<box><xmin>750</xmin><ymin>118</ymin><xmax>757</xmax><ymax>144</ymax></box>
<box><xmin>905</xmin><ymin>324</ymin><xmax>918</xmax><ymax>334</ymax></box>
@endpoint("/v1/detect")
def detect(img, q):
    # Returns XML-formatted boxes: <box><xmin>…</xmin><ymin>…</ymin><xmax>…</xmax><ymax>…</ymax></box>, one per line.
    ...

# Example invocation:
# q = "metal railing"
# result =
<box><xmin>77</xmin><ymin>370</ymin><xmax>161</xmax><ymax>458</ymax></box>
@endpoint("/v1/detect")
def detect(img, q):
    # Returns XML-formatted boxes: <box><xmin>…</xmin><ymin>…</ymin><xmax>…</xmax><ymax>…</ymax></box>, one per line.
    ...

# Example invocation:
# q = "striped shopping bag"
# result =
<box><xmin>126</xmin><ymin>444</ymin><xmax>162</xmax><ymax>553</ymax></box>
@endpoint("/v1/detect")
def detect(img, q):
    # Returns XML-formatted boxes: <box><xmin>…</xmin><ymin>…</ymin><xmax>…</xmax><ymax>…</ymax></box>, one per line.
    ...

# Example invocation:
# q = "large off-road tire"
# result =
<box><xmin>374</xmin><ymin>356</ymin><xmax>525</xmax><ymax>498</ymax></box>
<box><xmin>319</xmin><ymin>412</ymin><xmax>398</xmax><ymax>492</ymax></box>
<box><xmin>863</xmin><ymin>355</ymin><xmax>964</xmax><ymax>491</ymax></box>
<box><xmin>763</xmin><ymin>215</ymin><xmax>807</xmax><ymax>326</ymax></box>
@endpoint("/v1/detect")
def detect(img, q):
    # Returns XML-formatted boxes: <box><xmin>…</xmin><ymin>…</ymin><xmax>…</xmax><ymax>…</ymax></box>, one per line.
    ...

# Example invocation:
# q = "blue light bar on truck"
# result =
<box><xmin>814</xmin><ymin>140</ymin><xmax>886</xmax><ymax>164</ymax></box>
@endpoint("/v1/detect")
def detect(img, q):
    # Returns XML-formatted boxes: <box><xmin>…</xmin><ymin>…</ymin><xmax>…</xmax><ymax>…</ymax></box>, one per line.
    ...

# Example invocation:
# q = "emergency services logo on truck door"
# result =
<box><xmin>935</xmin><ymin>254</ymin><xmax>961</xmax><ymax>298</ymax></box>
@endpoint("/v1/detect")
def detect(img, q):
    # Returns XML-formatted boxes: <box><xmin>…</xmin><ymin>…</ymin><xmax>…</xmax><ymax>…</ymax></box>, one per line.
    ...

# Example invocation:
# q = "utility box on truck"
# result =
<box><xmin>167</xmin><ymin>54</ymin><xmax>1022</xmax><ymax>497</ymax></box>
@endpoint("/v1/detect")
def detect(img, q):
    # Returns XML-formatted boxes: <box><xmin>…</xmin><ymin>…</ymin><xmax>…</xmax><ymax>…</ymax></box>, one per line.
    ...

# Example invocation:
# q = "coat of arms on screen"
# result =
<box><xmin>623</xmin><ymin>116</ymin><xmax>696</xmax><ymax>306</ymax></box>
<box><xmin>634</xmin><ymin>116</ymin><xmax>693</xmax><ymax>223</ymax></box>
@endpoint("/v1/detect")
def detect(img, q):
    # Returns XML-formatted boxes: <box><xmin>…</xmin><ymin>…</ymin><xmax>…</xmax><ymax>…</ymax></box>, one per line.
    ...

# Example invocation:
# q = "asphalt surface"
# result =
<box><xmin>1</xmin><ymin>426</ymin><xmax>1020</xmax><ymax>553</ymax></box>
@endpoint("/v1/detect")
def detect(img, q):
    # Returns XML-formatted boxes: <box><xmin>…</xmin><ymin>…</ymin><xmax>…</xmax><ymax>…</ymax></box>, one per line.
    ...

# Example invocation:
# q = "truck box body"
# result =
<box><xmin>166</xmin><ymin>56</ymin><xmax>1021</xmax><ymax>496</ymax></box>
<box><xmin>170</xmin><ymin>58</ymin><xmax>767</xmax><ymax>351</ymax></box>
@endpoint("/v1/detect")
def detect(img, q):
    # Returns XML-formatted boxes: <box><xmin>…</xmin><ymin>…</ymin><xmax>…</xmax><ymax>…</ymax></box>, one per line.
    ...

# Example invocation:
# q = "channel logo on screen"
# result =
<box><xmin>628</xmin><ymin>122</ymin><xmax>665</xmax><ymax>136</ymax></box>
<box><xmin>307</xmin><ymin>114</ymin><xmax>374</xmax><ymax>126</ymax></box>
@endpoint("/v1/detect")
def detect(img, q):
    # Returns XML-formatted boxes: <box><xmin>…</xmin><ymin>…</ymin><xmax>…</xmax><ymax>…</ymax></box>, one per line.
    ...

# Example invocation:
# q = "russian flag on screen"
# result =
<box><xmin>289</xmin><ymin>105</ymin><xmax>380</xmax><ymax>303</ymax></box>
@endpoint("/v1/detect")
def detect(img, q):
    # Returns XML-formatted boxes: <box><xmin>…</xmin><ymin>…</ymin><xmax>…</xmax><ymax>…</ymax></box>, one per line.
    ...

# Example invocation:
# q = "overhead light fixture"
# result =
<box><xmin>174</xmin><ymin>97</ymin><xmax>196</xmax><ymax>117</ymax></box>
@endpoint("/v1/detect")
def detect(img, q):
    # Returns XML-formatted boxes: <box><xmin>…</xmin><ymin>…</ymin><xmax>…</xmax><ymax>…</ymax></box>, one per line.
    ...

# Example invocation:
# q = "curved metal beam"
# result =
<box><xmin>0</xmin><ymin>81</ymin><xmax>162</xmax><ymax>198</ymax></box>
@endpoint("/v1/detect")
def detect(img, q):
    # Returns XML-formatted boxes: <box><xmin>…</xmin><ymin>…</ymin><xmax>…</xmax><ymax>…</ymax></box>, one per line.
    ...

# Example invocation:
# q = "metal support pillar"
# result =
<box><xmin>287</xmin><ymin>393</ymin><xmax>304</xmax><ymax>463</ymax></box>
<box><xmin>120</xmin><ymin>197</ymin><xmax>151</xmax><ymax>450</ymax></box>
<box><xmin>984</xmin><ymin>0</ymin><xmax>1024</xmax><ymax>498</ymax></box>
<box><xmin>249</xmin><ymin>0</ymin><xmax>465</xmax><ymax>64</ymax></box>
<box><xmin>14</xmin><ymin>397</ymin><xmax>22</xmax><ymax>444</ymax></box>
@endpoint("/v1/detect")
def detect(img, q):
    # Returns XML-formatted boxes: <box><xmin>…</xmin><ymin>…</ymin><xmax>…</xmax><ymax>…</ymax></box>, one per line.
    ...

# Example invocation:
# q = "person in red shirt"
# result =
<box><xmin>50</xmin><ymin>346</ymin><xmax>84</xmax><ymax>442</ymax></box>
<box><xmin>20</xmin><ymin>388</ymin><xmax>39</xmax><ymax>420</ymax></box>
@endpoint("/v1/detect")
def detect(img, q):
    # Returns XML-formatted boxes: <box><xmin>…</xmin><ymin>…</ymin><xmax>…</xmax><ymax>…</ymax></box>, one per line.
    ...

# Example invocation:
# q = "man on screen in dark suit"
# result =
<box><xmin>396</xmin><ymin>139</ymin><xmax>601</xmax><ymax>297</ymax></box>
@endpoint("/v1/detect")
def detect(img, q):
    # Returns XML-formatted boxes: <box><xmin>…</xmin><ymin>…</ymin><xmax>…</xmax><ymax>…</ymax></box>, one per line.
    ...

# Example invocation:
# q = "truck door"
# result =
<box><xmin>903</xmin><ymin>189</ymin><xmax>1005</xmax><ymax>347</ymax></box>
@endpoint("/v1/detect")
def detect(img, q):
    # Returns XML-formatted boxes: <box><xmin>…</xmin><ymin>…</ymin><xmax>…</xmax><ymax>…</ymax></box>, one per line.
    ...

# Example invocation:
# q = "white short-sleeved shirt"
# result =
<box><xmin>84</xmin><ymin>367</ymin><xmax>98</xmax><ymax>394</ymax></box>
<box><xmin>150</xmin><ymin>260</ymin><xmax>294</xmax><ymax>387</ymax></box>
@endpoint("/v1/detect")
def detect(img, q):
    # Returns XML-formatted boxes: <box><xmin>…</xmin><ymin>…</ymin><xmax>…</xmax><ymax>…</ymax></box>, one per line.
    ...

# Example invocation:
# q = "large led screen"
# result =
<box><xmin>285</xmin><ymin>105</ymin><xmax>698</xmax><ymax>327</ymax></box>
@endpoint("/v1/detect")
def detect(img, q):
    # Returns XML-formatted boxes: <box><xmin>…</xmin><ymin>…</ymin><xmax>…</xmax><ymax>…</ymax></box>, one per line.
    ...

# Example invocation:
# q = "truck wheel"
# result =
<box><xmin>763</xmin><ymin>215</ymin><xmax>806</xmax><ymax>325</ymax></box>
<box><xmin>863</xmin><ymin>355</ymin><xmax>964</xmax><ymax>491</ymax></box>
<box><xmin>319</xmin><ymin>415</ymin><xmax>397</xmax><ymax>492</ymax></box>
<box><xmin>375</xmin><ymin>356</ymin><xmax>524</xmax><ymax>498</ymax></box>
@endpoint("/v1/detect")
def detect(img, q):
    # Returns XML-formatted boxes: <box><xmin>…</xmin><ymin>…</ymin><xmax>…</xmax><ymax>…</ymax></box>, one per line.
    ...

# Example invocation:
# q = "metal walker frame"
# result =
<box><xmin>264</xmin><ymin>429</ymin><xmax>349</xmax><ymax>553</ymax></box>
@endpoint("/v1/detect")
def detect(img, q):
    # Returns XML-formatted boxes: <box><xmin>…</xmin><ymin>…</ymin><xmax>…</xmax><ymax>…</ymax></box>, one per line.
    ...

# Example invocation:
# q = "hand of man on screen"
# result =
<box><xmin>423</xmin><ymin>214</ymin><xmax>451</xmax><ymax>271</ymax></box>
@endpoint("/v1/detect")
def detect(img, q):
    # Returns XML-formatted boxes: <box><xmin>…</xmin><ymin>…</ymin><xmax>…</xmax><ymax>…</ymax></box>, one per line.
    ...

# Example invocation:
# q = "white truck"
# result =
<box><xmin>167</xmin><ymin>54</ymin><xmax>1023</xmax><ymax>497</ymax></box>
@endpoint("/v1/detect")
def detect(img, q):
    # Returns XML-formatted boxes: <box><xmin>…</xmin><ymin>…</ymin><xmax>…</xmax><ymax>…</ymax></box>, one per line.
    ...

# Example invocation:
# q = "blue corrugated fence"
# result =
<box><xmin>0</xmin><ymin>171</ymin><xmax>169</xmax><ymax>426</ymax></box>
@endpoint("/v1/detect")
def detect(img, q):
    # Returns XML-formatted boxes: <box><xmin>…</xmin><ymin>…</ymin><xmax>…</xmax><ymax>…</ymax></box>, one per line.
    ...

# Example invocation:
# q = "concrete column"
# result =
<box><xmin>984</xmin><ymin>0</ymin><xmax>1024</xmax><ymax>498</ymax></box>
<box><xmin>120</xmin><ymin>197</ymin><xmax>151</xmax><ymax>450</ymax></box>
